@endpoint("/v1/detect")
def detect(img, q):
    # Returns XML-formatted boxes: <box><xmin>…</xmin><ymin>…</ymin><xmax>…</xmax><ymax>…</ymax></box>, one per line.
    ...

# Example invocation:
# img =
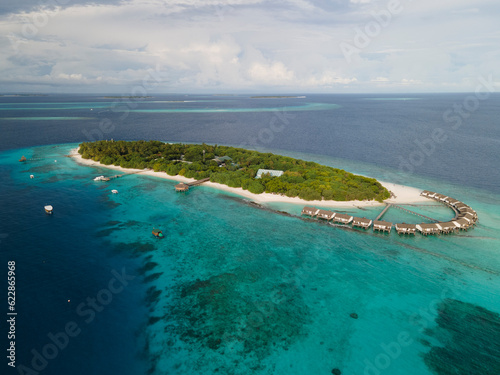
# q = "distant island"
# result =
<box><xmin>79</xmin><ymin>140</ymin><xmax>389</xmax><ymax>202</ymax></box>
<box><xmin>0</xmin><ymin>94</ymin><xmax>48</xmax><ymax>97</ymax></box>
<box><xmin>251</xmin><ymin>96</ymin><xmax>305</xmax><ymax>99</ymax></box>
<box><xmin>101</xmin><ymin>96</ymin><xmax>153</xmax><ymax>99</ymax></box>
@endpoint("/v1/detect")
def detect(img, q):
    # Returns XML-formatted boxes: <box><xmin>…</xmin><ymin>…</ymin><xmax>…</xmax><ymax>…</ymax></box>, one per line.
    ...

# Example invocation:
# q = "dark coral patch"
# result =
<box><xmin>143</xmin><ymin>272</ymin><xmax>163</xmax><ymax>283</ymax></box>
<box><xmin>165</xmin><ymin>270</ymin><xmax>311</xmax><ymax>369</ymax></box>
<box><xmin>422</xmin><ymin>299</ymin><xmax>500</xmax><ymax>375</ymax></box>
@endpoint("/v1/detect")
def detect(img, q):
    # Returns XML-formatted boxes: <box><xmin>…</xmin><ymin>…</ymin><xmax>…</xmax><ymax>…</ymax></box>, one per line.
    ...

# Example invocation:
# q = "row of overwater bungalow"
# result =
<box><xmin>302</xmin><ymin>207</ymin><xmax>380</xmax><ymax>230</ymax></box>
<box><xmin>301</xmin><ymin>191</ymin><xmax>477</xmax><ymax>236</ymax></box>
<box><xmin>417</xmin><ymin>191</ymin><xmax>478</xmax><ymax>235</ymax></box>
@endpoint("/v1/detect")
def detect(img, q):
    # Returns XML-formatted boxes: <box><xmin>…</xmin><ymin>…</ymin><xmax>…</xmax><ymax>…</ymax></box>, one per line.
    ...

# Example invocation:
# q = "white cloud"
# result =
<box><xmin>248</xmin><ymin>62</ymin><xmax>295</xmax><ymax>84</ymax></box>
<box><xmin>371</xmin><ymin>77</ymin><xmax>389</xmax><ymax>82</ymax></box>
<box><xmin>0</xmin><ymin>0</ymin><xmax>499</xmax><ymax>92</ymax></box>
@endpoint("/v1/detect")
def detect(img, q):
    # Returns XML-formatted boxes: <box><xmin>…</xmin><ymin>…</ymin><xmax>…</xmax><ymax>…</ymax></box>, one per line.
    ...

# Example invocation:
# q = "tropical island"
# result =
<box><xmin>101</xmin><ymin>96</ymin><xmax>153</xmax><ymax>99</ymax></box>
<box><xmin>250</xmin><ymin>96</ymin><xmax>304</xmax><ymax>99</ymax></box>
<box><xmin>78</xmin><ymin>140</ymin><xmax>390</xmax><ymax>202</ymax></box>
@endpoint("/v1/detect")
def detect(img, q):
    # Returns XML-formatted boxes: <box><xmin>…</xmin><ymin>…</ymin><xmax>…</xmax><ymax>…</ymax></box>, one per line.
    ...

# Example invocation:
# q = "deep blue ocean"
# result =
<box><xmin>1</xmin><ymin>94</ymin><xmax>499</xmax><ymax>375</ymax></box>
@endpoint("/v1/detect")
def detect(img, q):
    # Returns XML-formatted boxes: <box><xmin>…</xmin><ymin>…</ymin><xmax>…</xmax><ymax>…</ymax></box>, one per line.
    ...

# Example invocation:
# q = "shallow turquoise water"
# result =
<box><xmin>0</xmin><ymin>101</ymin><xmax>339</xmax><ymax>113</ymax></box>
<box><xmin>115</xmin><ymin>102</ymin><xmax>340</xmax><ymax>113</ymax></box>
<box><xmin>2</xmin><ymin>144</ymin><xmax>499</xmax><ymax>375</ymax></box>
<box><xmin>2</xmin><ymin>117</ymin><xmax>95</xmax><ymax>120</ymax></box>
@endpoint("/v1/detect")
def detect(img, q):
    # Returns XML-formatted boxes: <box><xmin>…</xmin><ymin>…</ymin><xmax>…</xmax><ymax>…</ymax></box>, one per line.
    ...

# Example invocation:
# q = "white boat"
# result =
<box><xmin>30</xmin><ymin>175</ymin><xmax>34</xmax><ymax>179</ymax></box>
<box><xmin>44</xmin><ymin>205</ymin><xmax>53</xmax><ymax>214</ymax></box>
<box><xmin>111</xmin><ymin>189</ymin><xmax>118</xmax><ymax>194</ymax></box>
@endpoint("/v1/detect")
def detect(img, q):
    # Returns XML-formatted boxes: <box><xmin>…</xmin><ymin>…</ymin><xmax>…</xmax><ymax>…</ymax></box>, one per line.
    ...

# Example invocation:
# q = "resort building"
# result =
<box><xmin>214</xmin><ymin>156</ymin><xmax>233</xmax><ymax>165</ymax></box>
<box><xmin>175</xmin><ymin>183</ymin><xmax>189</xmax><ymax>192</ymax></box>
<box><xmin>453</xmin><ymin>218</ymin><xmax>471</xmax><ymax>230</ymax></box>
<box><xmin>301</xmin><ymin>207</ymin><xmax>319</xmax><ymax>217</ymax></box>
<box><xmin>438</xmin><ymin>222</ymin><xmax>458</xmax><ymax>234</ymax></box>
<box><xmin>373</xmin><ymin>220</ymin><xmax>392</xmax><ymax>233</ymax></box>
<box><xmin>460</xmin><ymin>208</ymin><xmax>477</xmax><ymax>219</ymax></box>
<box><xmin>417</xmin><ymin>223</ymin><xmax>441</xmax><ymax>235</ymax></box>
<box><xmin>433</xmin><ymin>193</ymin><xmax>447</xmax><ymax>201</ymax></box>
<box><xmin>461</xmin><ymin>213</ymin><xmax>477</xmax><ymax>225</ymax></box>
<box><xmin>454</xmin><ymin>203</ymin><xmax>469</xmax><ymax>210</ymax></box>
<box><xmin>317</xmin><ymin>209</ymin><xmax>335</xmax><ymax>221</ymax></box>
<box><xmin>445</xmin><ymin>197</ymin><xmax>460</xmax><ymax>206</ymax></box>
<box><xmin>395</xmin><ymin>223</ymin><xmax>417</xmax><ymax>235</ymax></box>
<box><xmin>420</xmin><ymin>190</ymin><xmax>436</xmax><ymax>198</ymax></box>
<box><xmin>352</xmin><ymin>217</ymin><xmax>373</xmax><ymax>229</ymax></box>
<box><xmin>255</xmin><ymin>169</ymin><xmax>284</xmax><ymax>179</ymax></box>
<box><xmin>332</xmin><ymin>213</ymin><xmax>353</xmax><ymax>224</ymax></box>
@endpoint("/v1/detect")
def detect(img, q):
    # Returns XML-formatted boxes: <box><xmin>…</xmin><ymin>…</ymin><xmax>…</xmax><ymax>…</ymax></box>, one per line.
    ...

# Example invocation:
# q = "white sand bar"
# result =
<box><xmin>70</xmin><ymin>148</ymin><xmax>429</xmax><ymax>208</ymax></box>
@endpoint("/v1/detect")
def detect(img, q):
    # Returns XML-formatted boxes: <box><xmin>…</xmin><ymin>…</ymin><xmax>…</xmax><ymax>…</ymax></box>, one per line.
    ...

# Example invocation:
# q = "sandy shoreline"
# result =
<box><xmin>69</xmin><ymin>148</ymin><xmax>429</xmax><ymax>208</ymax></box>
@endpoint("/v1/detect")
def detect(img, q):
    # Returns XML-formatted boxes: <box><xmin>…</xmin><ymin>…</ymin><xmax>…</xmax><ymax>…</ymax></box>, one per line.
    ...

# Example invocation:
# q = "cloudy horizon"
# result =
<box><xmin>1</xmin><ymin>0</ymin><xmax>499</xmax><ymax>94</ymax></box>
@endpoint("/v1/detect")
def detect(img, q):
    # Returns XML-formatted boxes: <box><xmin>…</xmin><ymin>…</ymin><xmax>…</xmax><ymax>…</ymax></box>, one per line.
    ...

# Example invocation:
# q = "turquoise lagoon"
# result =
<box><xmin>2</xmin><ymin>144</ymin><xmax>499</xmax><ymax>375</ymax></box>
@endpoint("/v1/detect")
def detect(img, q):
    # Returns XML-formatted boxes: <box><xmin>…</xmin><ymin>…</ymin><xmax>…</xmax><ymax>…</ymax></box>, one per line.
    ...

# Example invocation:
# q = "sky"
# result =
<box><xmin>0</xmin><ymin>0</ymin><xmax>499</xmax><ymax>93</ymax></box>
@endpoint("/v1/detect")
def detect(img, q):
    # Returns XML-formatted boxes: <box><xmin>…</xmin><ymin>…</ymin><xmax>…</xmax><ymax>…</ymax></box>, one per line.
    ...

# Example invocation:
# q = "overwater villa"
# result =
<box><xmin>373</xmin><ymin>220</ymin><xmax>392</xmax><ymax>233</ymax></box>
<box><xmin>438</xmin><ymin>222</ymin><xmax>458</xmax><ymax>234</ymax></box>
<box><xmin>453</xmin><ymin>218</ymin><xmax>471</xmax><ymax>230</ymax></box>
<box><xmin>317</xmin><ymin>209</ymin><xmax>335</xmax><ymax>221</ymax></box>
<box><xmin>417</xmin><ymin>223</ymin><xmax>441</xmax><ymax>235</ymax></box>
<box><xmin>352</xmin><ymin>217</ymin><xmax>373</xmax><ymax>229</ymax></box>
<box><xmin>332</xmin><ymin>213</ymin><xmax>353</xmax><ymax>224</ymax></box>
<box><xmin>395</xmin><ymin>223</ymin><xmax>417</xmax><ymax>235</ymax></box>
<box><xmin>301</xmin><ymin>207</ymin><xmax>319</xmax><ymax>217</ymax></box>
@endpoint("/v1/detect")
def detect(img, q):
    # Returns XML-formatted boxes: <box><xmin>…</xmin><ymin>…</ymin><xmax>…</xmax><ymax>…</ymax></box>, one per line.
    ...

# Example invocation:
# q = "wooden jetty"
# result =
<box><xmin>19</xmin><ymin>156</ymin><xmax>44</xmax><ymax>162</ymax></box>
<box><xmin>187</xmin><ymin>177</ymin><xmax>211</xmax><ymax>186</ymax></box>
<box><xmin>175</xmin><ymin>177</ymin><xmax>211</xmax><ymax>192</ymax></box>
<box><xmin>391</xmin><ymin>204</ymin><xmax>439</xmax><ymax>222</ymax></box>
<box><xmin>375</xmin><ymin>204</ymin><xmax>392</xmax><ymax>221</ymax></box>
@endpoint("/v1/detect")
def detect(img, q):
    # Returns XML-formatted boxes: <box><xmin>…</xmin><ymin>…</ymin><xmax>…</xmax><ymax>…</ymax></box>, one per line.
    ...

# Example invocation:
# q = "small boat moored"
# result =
<box><xmin>44</xmin><ymin>205</ymin><xmax>53</xmax><ymax>214</ymax></box>
<box><xmin>30</xmin><ymin>175</ymin><xmax>34</xmax><ymax>179</ymax></box>
<box><xmin>111</xmin><ymin>189</ymin><xmax>118</xmax><ymax>194</ymax></box>
<box><xmin>152</xmin><ymin>229</ymin><xmax>164</xmax><ymax>239</ymax></box>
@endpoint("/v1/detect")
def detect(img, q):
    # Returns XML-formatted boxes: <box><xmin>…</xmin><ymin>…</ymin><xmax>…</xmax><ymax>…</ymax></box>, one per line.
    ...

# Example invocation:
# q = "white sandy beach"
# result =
<box><xmin>69</xmin><ymin>148</ymin><xmax>429</xmax><ymax>208</ymax></box>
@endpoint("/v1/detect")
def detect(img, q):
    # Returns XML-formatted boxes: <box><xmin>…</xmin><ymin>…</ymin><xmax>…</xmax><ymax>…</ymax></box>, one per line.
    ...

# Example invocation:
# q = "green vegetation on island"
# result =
<box><xmin>251</xmin><ymin>96</ymin><xmax>302</xmax><ymax>99</ymax></box>
<box><xmin>79</xmin><ymin>140</ymin><xmax>390</xmax><ymax>202</ymax></box>
<box><xmin>101</xmin><ymin>96</ymin><xmax>152</xmax><ymax>99</ymax></box>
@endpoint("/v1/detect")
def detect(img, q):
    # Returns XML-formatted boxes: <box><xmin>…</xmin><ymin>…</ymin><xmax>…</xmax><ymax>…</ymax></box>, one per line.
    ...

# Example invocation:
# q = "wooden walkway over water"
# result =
<box><xmin>375</xmin><ymin>204</ymin><xmax>392</xmax><ymax>221</ymax></box>
<box><xmin>187</xmin><ymin>177</ymin><xmax>211</xmax><ymax>186</ymax></box>
<box><xmin>391</xmin><ymin>204</ymin><xmax>439</xmax><ymax>222</ymax></box>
